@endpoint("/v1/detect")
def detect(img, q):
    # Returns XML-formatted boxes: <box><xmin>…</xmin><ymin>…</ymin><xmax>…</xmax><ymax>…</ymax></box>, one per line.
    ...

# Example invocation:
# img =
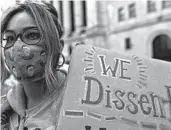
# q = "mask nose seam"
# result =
<box><xmin>13</xmin><ymin>37</ymin><xmax>26</xmax><ymax>49</ymax></box>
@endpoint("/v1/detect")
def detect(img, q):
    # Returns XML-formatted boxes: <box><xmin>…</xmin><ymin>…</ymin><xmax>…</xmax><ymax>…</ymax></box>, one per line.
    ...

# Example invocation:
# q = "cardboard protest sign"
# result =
<box><xmin>58</xmin><ymin>45</ymin><xmax>171</xmax><ymax>130</ymax></box>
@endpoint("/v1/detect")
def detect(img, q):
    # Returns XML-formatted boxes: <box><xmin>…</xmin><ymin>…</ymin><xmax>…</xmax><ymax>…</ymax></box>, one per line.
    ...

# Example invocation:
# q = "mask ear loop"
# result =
<box><xmin>57</xmin><ymin>53</ymin><xmax>65</xmax><ymax>68</ymax></box>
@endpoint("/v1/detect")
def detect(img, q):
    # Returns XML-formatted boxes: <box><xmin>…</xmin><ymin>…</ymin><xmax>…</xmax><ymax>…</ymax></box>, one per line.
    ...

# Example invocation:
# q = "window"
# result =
<box><xmin>50</xmin><ymin>0</ymin><xmax>53</xmax><ymax>5</ymax></box>
<box><xmin>69</xmin><ymin>1</ymin><xmax>75</xmax><ymax>36</ymax></box>
<box><xmin>153</xmin><ymin>35</ymin><xmax>171</xmax><ymax>62</ymax></box>
<box><xmin>82</xmin><ymin>1</ymin><xmax>87</xmax><ymax>27</ymax></box>
<box><xmin>129</xmin><ymin>3</ymin><xmax>136</xmax><ymax>18</ymax></box>
<box><xmin>59</xmin><ymin>1</ymin><xmax>64</xmax><ymax>27</ymax></box>
<box><xmin>16</xmin><ymin>0</ymin><xmax>20</xmax><ymax>4</ymax></box>
<box><xmin>118</xmin><ymin>7</ymin><xmax>125</xmax><ymax>21</ymax></box>
<box><xmin>162</xmin><ymin>0</ymin><xmax>171</xmax><ymax>9</ymax></box>
<box><xmin>125</xmin><ymin>38</ymin><xmax>132</xmax><ymax>50</ymax></box>
<box><xmin>147</xmin><ymin>1</ymin><xmax>156</xmax><ymax>13</ymax></box>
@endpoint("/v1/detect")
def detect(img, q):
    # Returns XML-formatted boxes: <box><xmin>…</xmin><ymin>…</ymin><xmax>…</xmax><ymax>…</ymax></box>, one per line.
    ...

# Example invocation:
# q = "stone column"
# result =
<box><xmin>74</xmin><ymin>1</ymin><xmax>82</xmax><ymax>30</ymax></box>
<box><xmin>96</xmin><ymin>1</ymin><xmax>108</xmax><ymax>26</ymax></box>
<box><xmin>96</xmin><ymin>1</ymin><xmax>110</xmax><ymax>49</ymax></box>
<box><xmin>63</xmin><ymin>1</ymin><xmax>71</xmax><ymax>35</ymax></box>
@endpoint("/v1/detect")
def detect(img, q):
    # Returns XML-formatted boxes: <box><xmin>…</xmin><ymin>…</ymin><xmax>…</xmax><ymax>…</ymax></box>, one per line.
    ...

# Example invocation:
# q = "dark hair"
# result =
<box><xmin>1</xmin><ymin>1</ymin><xmax>64</xmax><ymax>92</ymax></box>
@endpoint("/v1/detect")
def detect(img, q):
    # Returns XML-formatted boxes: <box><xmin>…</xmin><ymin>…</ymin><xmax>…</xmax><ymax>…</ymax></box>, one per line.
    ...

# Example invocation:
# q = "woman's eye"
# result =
<box><xmin>7</xmin><ymin>36</ymin><xmax>15</xmax><ymax>42</ymax></box>
<box><xmin>27</xmin><ymin>33</ymin><xmax>40</xmax><ymax>40</ymax></box>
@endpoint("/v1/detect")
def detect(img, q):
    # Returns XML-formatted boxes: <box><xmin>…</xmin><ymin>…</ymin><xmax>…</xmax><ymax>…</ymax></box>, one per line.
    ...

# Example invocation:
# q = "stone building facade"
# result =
<box><xmin>5</xmin><ymin>0</ymin><xmax>171</xmax><ymax>62</ymax></box>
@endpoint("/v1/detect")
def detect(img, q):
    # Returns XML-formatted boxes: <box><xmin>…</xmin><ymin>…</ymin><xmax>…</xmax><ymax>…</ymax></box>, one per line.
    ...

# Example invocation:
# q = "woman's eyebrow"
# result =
<box><xmin>23</xmin><ymin>26</ymin><xmax>39</xmax><ymax>31</ymax></box>
<box><xmin>4</xmin><ymin>30</ymin><xmax>14</xmax><ymax>33</ymax></box>
<box><xmin>5</xmin><ymin>26</ymin><xmax>38</xmax><ymax>33</ymax></box>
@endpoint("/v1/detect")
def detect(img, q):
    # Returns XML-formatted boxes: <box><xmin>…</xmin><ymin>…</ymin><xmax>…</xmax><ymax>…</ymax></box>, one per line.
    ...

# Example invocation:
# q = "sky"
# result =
<box><xmin>0</xmin><ymin>0</ymin><xmax>17</xmax><ymax>17</ymax></box>
<box><xmin>1</xmin><ymin>0</ymin><xmax>17</xmax><ymax>10</ymax></box>
<box><xmin>0</xmin><ymin>0</ymin><xmax>34</xmax><ymax>17</ymax></box>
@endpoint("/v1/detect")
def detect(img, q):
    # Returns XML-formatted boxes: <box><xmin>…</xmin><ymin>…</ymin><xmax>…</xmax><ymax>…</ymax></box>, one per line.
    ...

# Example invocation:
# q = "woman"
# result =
<box><xmin>1</xmin><ymin>1</ymin><xmax>67</xmax><ymax>130</ymax></box>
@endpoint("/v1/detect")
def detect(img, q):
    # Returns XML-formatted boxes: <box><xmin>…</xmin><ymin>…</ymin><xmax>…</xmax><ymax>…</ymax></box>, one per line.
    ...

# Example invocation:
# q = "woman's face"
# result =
<box><xmin>3</xmin><ymin>11</ymin><xmax>47</xmax><ymax>81</ymax></box>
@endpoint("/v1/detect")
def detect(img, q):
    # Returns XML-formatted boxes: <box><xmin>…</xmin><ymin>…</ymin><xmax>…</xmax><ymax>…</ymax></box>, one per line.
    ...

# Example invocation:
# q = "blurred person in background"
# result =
<box><xmin>1</xmin><ymin>54</ymin><xmax>11</xmax><ymax>95</ymax></box>
<box><xmin>1</xmin><ymin>54</ymin><xmax>18</xmax><ymax>96</ymax></box>
<box><xmin>1</xmin><ymin>1</ymin><xmax>67</xmax><ymax>129</ymax></box>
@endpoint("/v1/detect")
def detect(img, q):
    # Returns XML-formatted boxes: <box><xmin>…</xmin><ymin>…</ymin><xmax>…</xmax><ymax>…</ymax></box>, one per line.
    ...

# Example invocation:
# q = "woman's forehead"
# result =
<box><xmin>6</xmin><ymin>11</ymin><xmax>37</xmax><ymax>32</ymax></box>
